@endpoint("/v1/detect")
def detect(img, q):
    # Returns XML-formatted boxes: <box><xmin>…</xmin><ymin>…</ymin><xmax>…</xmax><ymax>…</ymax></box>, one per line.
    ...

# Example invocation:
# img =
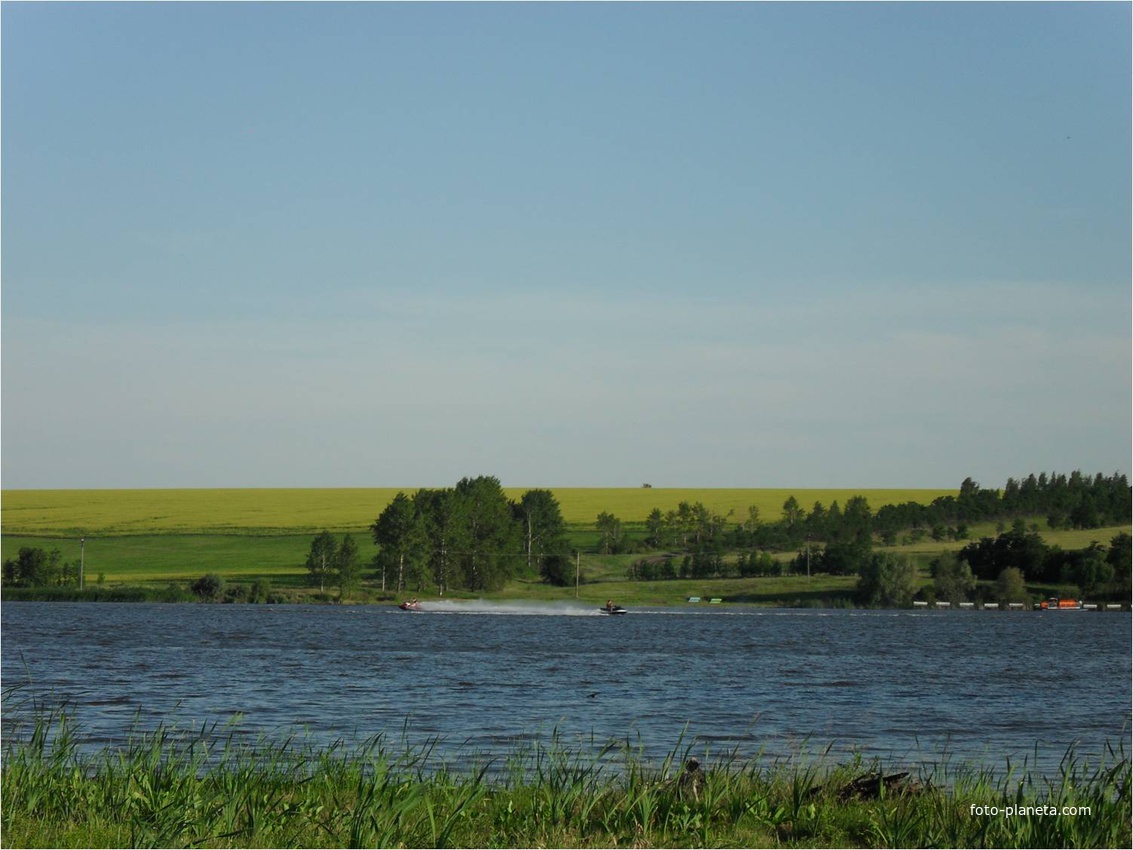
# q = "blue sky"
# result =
<box><xmin>2</xmin><ymin>2</ymin><xmax>1129</xmax><ymax>490</ymax></box>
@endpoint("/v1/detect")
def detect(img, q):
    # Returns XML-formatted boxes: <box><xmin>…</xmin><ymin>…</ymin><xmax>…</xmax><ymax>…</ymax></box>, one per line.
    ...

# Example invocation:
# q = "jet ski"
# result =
<box><xmin>599</xmin><ymin>605</ymin><xmax>628</xmax><ymax>615</ymax></box>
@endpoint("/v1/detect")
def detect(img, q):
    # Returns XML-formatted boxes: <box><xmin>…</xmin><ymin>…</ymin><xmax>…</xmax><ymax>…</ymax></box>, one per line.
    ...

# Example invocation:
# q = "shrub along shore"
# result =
<box><xmin>1</xmin><ymin>708</ymin><xmax>1128</xmax><ymax>849</ymax></box>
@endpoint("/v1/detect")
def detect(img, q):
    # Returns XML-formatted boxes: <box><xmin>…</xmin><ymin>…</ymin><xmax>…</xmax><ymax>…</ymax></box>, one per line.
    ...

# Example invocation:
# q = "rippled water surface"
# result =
<box><xmin>2</xmin><ymin>601</ymin><xmax>1129</xmax><ymax>776</ymax></box>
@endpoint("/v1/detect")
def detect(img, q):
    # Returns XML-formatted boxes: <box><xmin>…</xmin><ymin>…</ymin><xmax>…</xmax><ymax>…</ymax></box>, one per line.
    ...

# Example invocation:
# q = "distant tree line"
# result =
<box><xmin>313</xmin><ymin>470</ymin><xmax>1127</xmax><ymax>597</ymax></box>
<box><xmin>873</xmin><ymin>472</ymin><xmax>1131</xmax><ymax>541</ymax></box>
<box><xmin>2</xmin><ymin>547</ymin><xmax>85</xmax><ymax>587</ymax></box>
<box><xmin>623</xmin><ymin>469</ymin><xmax>1126</xmax><ymax>553</ymax></box>
<box><xmin>622</xmin><ymin>472</ymin><xmax>1130</xmax><ymax>598</ymax></box>
<box><xmin>649</xmin><ymin>472</ymin><xmax>1129</xmax><ymax>555</ymax></box>
<box><xmin>956</xmin><ymin>527</ymin><xmax>1130</xmax><ymax>595</ymax></box>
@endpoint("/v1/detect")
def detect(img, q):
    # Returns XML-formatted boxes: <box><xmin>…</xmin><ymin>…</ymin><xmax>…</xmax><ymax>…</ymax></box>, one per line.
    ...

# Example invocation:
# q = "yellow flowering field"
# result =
<box><xmin>1</xmin><ymin>487</ymin><xmax>955</xmax><ymax>536</ymax></box>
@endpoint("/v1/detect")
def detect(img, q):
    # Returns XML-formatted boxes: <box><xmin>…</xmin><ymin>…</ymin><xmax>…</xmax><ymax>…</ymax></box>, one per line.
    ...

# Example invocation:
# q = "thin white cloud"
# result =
<box><xmin>2</xmin><ymin>279</ymin><xmax>1128</xmax><ymax>488</ymax></box>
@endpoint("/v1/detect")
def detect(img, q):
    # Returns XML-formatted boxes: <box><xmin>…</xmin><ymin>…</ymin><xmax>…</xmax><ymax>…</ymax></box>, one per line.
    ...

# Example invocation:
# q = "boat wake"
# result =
<box><xmin>413</xmin><ymin>600</ymin><xmax>605</xmax><ymax>617</ymax></box>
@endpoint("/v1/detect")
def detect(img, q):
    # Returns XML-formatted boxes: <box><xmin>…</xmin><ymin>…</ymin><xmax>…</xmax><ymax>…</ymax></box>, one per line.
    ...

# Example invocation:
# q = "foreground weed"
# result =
<box><xmin>3</xmin><ymin>710</ymin><xmax>1131</xmax><ymax>849</ymax></box>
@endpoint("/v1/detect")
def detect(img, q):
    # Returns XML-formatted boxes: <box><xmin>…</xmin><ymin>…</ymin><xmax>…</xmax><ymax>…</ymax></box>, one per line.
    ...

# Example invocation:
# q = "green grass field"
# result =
<box><xmin>3</xmin><ymin>522</ymin><xmax>1127</xmax><ymax>601</ymax></box>
<box><xmin>0</xmin><ymin>534</ymin><xmax>312</xmax><ymax>586</ymax></box>
<box><xmin>1</xmin><ymin>486</ymin><xmax>955</xmax><ymax>535</ymax></box>
<box><xmin>3</xmin><ymin>488</ymin><xmax>1126</xmax><ymax>603</ymax></box>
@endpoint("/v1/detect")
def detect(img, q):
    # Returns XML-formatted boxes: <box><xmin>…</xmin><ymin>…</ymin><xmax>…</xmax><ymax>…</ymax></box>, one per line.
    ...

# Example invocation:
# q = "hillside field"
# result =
<box><xmin>7</xmin><ymin>487</ymin><xmax>1125</xmax><ymax>603</ymax></box>
<box><xmin>0</xmin><ymin>486</ymin><xmax>955</xmax><ymax>536</ymax></box>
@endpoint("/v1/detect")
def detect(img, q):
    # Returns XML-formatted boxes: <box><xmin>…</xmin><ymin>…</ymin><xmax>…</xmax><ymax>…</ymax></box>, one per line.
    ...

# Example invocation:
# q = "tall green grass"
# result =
<box><xmin>3</xmin><ymin>707</ymin><xmax>1128</xmax><ymax>848</ymax></box>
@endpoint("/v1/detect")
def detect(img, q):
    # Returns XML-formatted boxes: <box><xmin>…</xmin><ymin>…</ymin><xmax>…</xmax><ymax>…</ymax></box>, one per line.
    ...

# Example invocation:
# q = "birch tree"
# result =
<box><xmin>371</xmin><ymin>492</ymin><xmax>428</xmax><ymax>592</ymax></box>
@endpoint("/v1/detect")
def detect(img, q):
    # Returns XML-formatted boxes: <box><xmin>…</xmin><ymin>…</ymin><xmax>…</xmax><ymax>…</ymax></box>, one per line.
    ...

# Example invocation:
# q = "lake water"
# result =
<box><xmin>2</xmin><ymin>601</ymin><xmax>1130</xmax><ymax>778</ymax></box>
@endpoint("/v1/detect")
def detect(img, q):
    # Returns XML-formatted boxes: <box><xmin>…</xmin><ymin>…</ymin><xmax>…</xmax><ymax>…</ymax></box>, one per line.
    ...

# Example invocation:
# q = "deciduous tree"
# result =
<box><xmin>336</xmin><ymin>533</ymin><xmax>361</xmax><ymax>596</ymax></box>
<box><xmin>372</xmin><ymin>492</ymin><xmax>429</xmax><ymax>592</ymax></box>
<box><xmin>414</xmin><ymin>487</ymin><xmax>469</xmax><ymax>597</ymax></box>
<box><xmin>190</xmin><ymin>573</ymin><xmax>226</xmax><ymax>601</ymax></box>
<box><xmin>2</xmin><ymin>547</ymin><xmax>63</xmax><ymax>587</ymax></box>
<box><xmin>781</xmin><ymin>496</ymin><xmax>804</xmax><ymax>529</ymax></box>
<box><xmin>455</xmin><ymin>476</ymin><xmax>520</xmax><ymax>592</ymax></box>
<box><xmin>645</xmin><ymin>508</ymin><xmax>666</xmax><ymax>548</ymax></box>
<box><xmin>931</xmin><ymin>552</ymin><xmax>976</xmax><ymax>604</ymax></box>
<box><xmin>514</xmin><ymin>489</ymin><xmax>570</xmax><ymax>585</ymax></box>
<box><xmin>514</xmin><ymin>489</ymin><xmax>564</xmax><ymax>568</ymax></box>
<box><xmin>596</xmin><ymin>511</ymin><xmax>623</xmax><ymax>554</ymax></box>
<box><xmin>306</xmin><ymin>531</ymin><xmax>338</xmax><ymax>592</ymax></box>
<box><xmin>995</xmin><ymin>566</ymin><xmax>1028</xmax><ymax>604</ymax></box>
<box><xmin>857</xmin><ymin>553</ymin><xmax>918</xmax><ymax>608</ymax></box>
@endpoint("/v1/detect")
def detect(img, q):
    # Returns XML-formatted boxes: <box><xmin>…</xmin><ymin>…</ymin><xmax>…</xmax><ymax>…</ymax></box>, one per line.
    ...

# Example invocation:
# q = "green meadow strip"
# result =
<box><xmin>2</xmin><ymin>708</ymin><xmax>1128</xmax><ymax>849</ymax></box>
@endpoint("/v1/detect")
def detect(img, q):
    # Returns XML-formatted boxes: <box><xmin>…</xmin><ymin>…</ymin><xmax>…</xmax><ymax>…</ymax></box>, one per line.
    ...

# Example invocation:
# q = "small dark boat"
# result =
<box><xmin>398</xmin><ymin>601</ymin><xmax>421</xmax><ymax>611</ymax></box>
<box><xmin>599</xmin><ymin>606</ymin><xmax>628</xmax><ymax>615</ymax></box>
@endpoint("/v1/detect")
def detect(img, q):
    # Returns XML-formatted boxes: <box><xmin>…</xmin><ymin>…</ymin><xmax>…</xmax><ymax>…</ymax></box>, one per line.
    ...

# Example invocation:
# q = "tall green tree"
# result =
<box><xmin>857</xmin><ymin>553</ymin><xmax>918</xmax><ymax>608</ymax></box>
<box><xmin>820</xmin><ymin>539</ymin><xmax>872</xmax><ymax>575</ymax></box>
<box><xmin>305</xmin><ymin>531</ymin><xmax>338</xmax><ymax>592</ymax></box>
<box><xmin>596</xmin><ymin>511</ymin><xmax>623</xmax><ymax>554</ymax></box>
<box><xmin>1106</xmin><ymin>532</ymin><xmax>1131</xmax><ymax>597</ymax></box>
<box><xmin>372</xmin><ymin>492</ymin><xmax>429</xmax><ymax>592</ymax></box>
<box><xmin>931</xmin><ymin>552</ymin><xmax>976</xmax><ymax>604</ymax></box>
<box><xmin>336</xmin><ymin>533</ymin><xmax>361</xmax><ymax>596</ymax></box>
<box><xmin>514</xmin><ymin>489</ymin><xmax>570</xmax><ymax>584</ymax></box>
<box><xmin>841</xmin><ymin>495</ymin><xmax>873</xmax><ymax>545</ymax></box>
<box><xmin>1058</xmin><ymin>543</ymin><xmax>1113</xmax><ymax>595</ymax></box>
<box><xmin>995</xmin><ymin>567</ymin><xmax>1028</xmax><ymax>604</ymax></box>
<box><xmin>414</xmin><ymin>487</ymin><xmax>469</xmax><ymax>597</ymax></box>
<box><xmin>780</xmin><ymin>496</ymin><xmax>805</xmax><ymax>546</ymax></box>
<box><xmin>645</xmin><ymin>508</ymin><xmax>666</xmax><ymax>548</ymax></box>
<box><xmin>743</xmin><ymin>504</ymin><xmax>762</xmax><ymax>534</ymax></box>
<box><xmin>805</xmin><ymin>502</ymin><xmax>827</xmax><ymax>538</ymax></box>
<box><xmin>781</xmin><ymin>496</ymin><xmax>804</xmax><ymax>529</ymax></box>
<box><xmin>690</xmin><ymin>502</ymin><xmax>726</xmax><ymax>545</ymax></box>
<box><xmin>666</xmin><ymin>502</ymin><xmax>694</xmax><ymax>548</ymax></box>
<box><xmin>455</xmin><ymin>475</ymin><xmax>520</xmax><ymax>592</ymax></box>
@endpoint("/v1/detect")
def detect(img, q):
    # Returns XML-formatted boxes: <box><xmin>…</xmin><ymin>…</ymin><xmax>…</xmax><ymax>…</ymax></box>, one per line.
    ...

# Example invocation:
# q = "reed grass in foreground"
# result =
<box><xmin>2</xmin><ymin>709</ymin><xmax>1128</xmax><ymax>848</ymax></box>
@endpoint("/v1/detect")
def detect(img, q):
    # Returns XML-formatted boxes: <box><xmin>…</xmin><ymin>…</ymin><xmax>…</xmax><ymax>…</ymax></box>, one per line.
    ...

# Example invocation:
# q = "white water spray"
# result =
<box><xmin>414</xmin><ymin>600</ymin><xmax>605</xmax><ymax>616</ymax></box>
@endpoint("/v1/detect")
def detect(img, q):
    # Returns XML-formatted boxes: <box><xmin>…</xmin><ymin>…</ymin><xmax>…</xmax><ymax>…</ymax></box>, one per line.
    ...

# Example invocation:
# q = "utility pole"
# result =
<box><xmin>805</xmin><ymin>534</ymin><xmax>811</xmax><ymax>580</ymax></box>
<box><xmin>79</xmin><ymin>537</ymin><xmax>85</xmax><ymax>590</ymax></box>
<box><xmin>575</xmin><ymin>551</ymin><xmax>580</xmax><ymax>598</ymax></box>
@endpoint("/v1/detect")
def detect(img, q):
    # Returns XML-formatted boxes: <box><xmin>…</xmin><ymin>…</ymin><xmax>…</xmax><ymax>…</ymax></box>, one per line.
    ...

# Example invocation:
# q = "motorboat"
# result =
<box><xmin>1039</xmin><ymin>597</ymin><xmax>1084</xmax><ymax>610</ymax></box>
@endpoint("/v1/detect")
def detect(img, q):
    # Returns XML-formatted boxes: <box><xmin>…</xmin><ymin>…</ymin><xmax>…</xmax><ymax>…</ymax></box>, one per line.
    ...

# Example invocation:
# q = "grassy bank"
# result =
<box><xmin>2</xmin><ymin>709</ymin><xmax>1128</xmax><ymax>848</ymax></box>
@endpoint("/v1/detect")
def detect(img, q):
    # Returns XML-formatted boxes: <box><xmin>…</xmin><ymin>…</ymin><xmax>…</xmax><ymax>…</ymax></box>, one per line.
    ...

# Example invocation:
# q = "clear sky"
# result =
<box><xmin>2</xmin><ymin>1</ymin><xmax>1130</xmax><ymax>490</ymax></box>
